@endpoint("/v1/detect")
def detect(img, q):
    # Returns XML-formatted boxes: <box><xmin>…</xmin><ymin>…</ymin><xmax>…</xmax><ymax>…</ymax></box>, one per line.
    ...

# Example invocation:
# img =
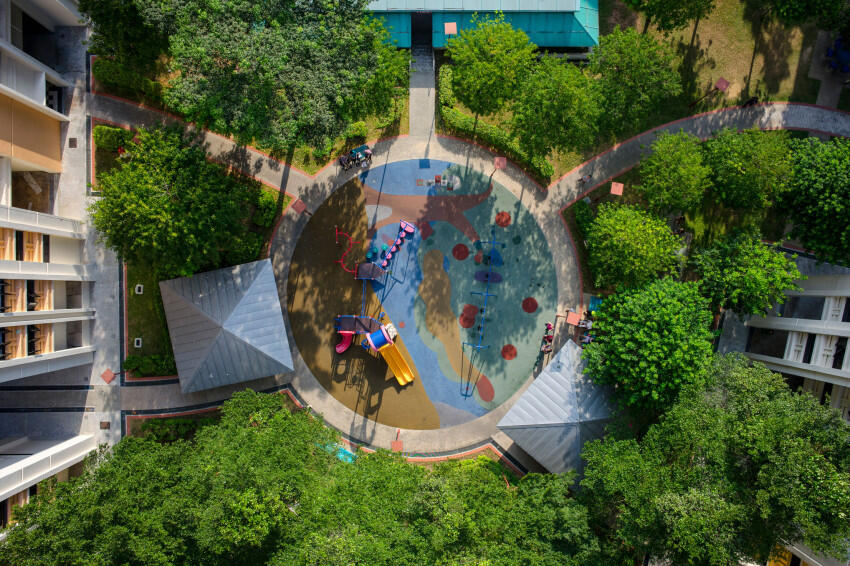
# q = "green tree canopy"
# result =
<box><xmin>0</xmin><ymin>391</ymin><xmax>603</xmax><ymax>565</ymax></box>
<box><xmin>511</xmin><ymin>56</ymin><xmax>602</xmax><ymax>157</ymax></box>
<box><xmin>583</xmin><ymin>278</ymin><xmax>714</xmax><ymax>412</ymax></box>
<box><xmin>637</xmin><ymin>130</ymin><xmax>712</xmax><ymax>214</ymax></box>
<box><xmin>581</xmin><ymin>354</ymin><xmax>850</xmax><ymax>565</ymax></box>
<box><xmin>759</xmin><ymin>0</ymin><xmax>846</xmax><ymax>26</ymax></box>
<box><xmin>693</xmin><ymin>232</ymin><xmax>803</xmax><ymax>316</ymax></box>
<box><xmin>784</xmin><ymin>137</ymin><xmax>850</xmax><ymax>265</ymax></box>
<box><xmin>446</xmin><ymin>14</ymin><xmax>537</xmax><ymax>121</ymax></box>
<box><xmin>623</xmin><ymin>0</ymin><xmax>716</xmax><ymax>32</ymax></box>
<box><xmin>89</xmin><ymin>124</ymin><xmax>259</xmax><ymax>278</ymax></box>
<box><xmin>79</xmin><ymin>0</ymin><xmax>168</xmax><ymax>70</ymax></box>
<box><xmin>138</xmin><ymin>0</ymin><xmax>407</xmax><ymax>154</ymax></box>
<box><xmin>702</xmin><ymin>127</ymin><xmax>793</xmax><ymax>211</ymax></box>
<box><xmin>588</xmin><ymin>27</ymin><xmax>682</xmax><ymax>134</ymax></box>
<box><xmin>587</xmin><ymin>203</ymin><xmax>683</xmax><ymax>288</ymax></box>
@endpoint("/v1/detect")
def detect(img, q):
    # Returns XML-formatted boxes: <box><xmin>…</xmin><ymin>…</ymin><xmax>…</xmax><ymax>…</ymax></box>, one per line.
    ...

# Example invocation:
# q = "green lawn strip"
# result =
<box><xmin>126</xmin><ymin>261</ymin><xmax>174</xmax><ymax>362</ymax></box>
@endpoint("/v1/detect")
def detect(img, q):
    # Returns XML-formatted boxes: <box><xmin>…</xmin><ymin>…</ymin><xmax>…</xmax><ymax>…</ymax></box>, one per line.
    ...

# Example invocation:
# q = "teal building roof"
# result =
<box><xmin>370</xmin><ymin>0</ymin><xmax>598</xmax><ymax>48</ymax></box>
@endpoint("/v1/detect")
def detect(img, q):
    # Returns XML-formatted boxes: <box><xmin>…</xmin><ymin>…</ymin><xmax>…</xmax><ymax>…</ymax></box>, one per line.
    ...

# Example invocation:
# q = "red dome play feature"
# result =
<box><xmin>474</xmin><ymin>251</ymin><xmax>483</xmax><ymax>264</ymax></box>
<box><xmin>501</xmin><ymin>344</ymin><xmax>517</xmax><ymax>360</ymax></box>
<box><xmin>476</xmin><ymin>374</ymin><xmax>495</xmax><ymax>402</ymax></box>
<box><xmin>522</xmin><ymin>297</ymin><xmax>538</xmax><ymax>313</ymax></box>
<box><xmin>452</xmin><ymin>243</ymin><xmax>469</xmax><ymax>260</ymax></box>
<box><xmin>495</xmin><ymin>211</ymin><xmax>511</xmax><ymax>227</ymax></box>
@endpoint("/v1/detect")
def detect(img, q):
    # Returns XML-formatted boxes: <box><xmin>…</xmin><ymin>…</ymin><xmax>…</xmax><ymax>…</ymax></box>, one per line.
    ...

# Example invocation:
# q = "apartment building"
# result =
<box><xmin>0</xmin><ymin>0</ymin><xmax>119</xmax><ymax>528</ymax></box>
<box><xmin>720</xmin><ymin>257</ymin><xmax>850</xmax><ymax>566</ymax></box>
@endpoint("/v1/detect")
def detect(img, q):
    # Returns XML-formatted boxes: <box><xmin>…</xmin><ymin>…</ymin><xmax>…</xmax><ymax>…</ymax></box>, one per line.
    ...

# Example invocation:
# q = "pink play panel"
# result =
<box><xmin>610</xmin><ymin>182</ymin><xmax>624</xmax><ymax>196</ymax></box>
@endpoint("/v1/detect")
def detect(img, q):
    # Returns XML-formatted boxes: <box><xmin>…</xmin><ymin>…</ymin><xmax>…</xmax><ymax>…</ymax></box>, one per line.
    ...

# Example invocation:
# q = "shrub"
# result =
<box><xmin>226</xmin><ymin>231</ymin><xmax>264</xmax><ymax>265</ymax></box>
<box><xmin>438</xmin><ymin>65</ymin><xmax>554</xmax><ymax>181</ymax></box>
<box><xmin>346</xmin><ymin>121</ymin><xmax>368</xmax><ymax>140</ymax></box>
<box><xmin>140</xmin><ymin>416</ymin><xmax>218</xmax><ymax>442</ymax></box>
<box><xmin>124</xmin><ymin>353</ymin><xmax>176</xmax><ymax>377</ymax></box>
<box><xmin>93</xmin><ymin>125</ymin><xmax>134</xmax><ymax>153</ymax></box>
<box><xmin>572</xmin><ymin>199</ymin><xmax>594</xmax><ymax>239</ymax></box>
<box><xmin>92</xmin><ymin>58</ymin><xmax>164</xmax><ymax>105</ymax></box>
<box><xmin>252</xmin><ymin>191</ymin><xmax>278</xmax><ymax>228</ymax></box>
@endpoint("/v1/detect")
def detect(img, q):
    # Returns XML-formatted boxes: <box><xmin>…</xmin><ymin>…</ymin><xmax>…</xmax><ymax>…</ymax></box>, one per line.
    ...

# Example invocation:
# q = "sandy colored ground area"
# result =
<box><xmin>287</xmin><ymin>180</ymin><xmax>441</xmax><ymax>429</ymax></box>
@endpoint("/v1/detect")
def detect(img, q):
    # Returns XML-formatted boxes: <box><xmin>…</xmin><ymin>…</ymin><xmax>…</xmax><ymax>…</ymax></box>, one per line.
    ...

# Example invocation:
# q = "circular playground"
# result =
<box><xmin>286</xmin><ymin>159</ymin><xmax>557</xmax><ymax>430</ymax></box>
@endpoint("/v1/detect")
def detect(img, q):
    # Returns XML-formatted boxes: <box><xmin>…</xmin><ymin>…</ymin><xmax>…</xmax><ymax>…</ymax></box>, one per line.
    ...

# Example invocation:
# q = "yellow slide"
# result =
<box><xmin>379</xmin><ymin>343</ymin><xmax>416</xmax><ymax>386</ymax></box>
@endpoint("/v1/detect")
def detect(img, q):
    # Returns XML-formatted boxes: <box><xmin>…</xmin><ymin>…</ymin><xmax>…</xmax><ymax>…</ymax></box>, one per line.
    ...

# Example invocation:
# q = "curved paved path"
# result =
<box><xmin>96</xmin><ymin>94</ymin><xmax>850</xmax><ymax>454</ymax></box>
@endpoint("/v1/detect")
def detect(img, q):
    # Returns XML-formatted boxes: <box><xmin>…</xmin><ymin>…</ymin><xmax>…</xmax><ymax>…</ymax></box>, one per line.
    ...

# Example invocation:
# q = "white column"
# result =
<box><xmin>0</xmin><ymin>0</ymin><xmax>10</xmax><ymax>44</ymax></box>
<box><xmin>0</xmin><ymin>156</ymin><xmax>11</xmax><ymax>207</ymax></box>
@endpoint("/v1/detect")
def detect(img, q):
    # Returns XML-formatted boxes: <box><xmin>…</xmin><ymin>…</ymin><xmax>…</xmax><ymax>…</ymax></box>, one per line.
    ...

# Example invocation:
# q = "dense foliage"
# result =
<box><xmin>582</xmin><ymin>354</ymin><xmax>850</xmax><ymax>565</ymax></box>
<box><xmin>583</xmin><ymin>278</ymin><xmax>715</xmax><ymax>412</ymax></box>
<box><xmin>89</xmin><ymin>124</ymin><xmax>260</xmax><ymax>278</ymax></box>
<box><xmin>637</xmin><ymin>130</ymin><xmax>712</xmax><ymax>213</ymax></box>
<box><xmin>785</xmin><ymin>137</ymin><xmax>850</xmax><ymax>265</ymax></box>
<box><xmin>438</xmin><ymin>65</ymin><xmax>554</xmax><ymax>180</ymax></box>
<box><xmin>446</xmin><ymin>14</ymin><xmax>537</xmax><ymax>121</ymax></box>
<box><xmin>762</xmin><ymin>0</ymin><xmax>846</xmax><ymax>25</ymax></box>
<box><xmin>623</xmin><ymin>0</ymin><xmax>716</xmax><ymax>31</ymax></box>
<box><xmin>693</xmin><ymin>232</ymin><xmax>803</xmax><ymax>315</ymax></box>
<box><xmin>123</xmin><ymin>353</ymin><xmax>177</xmax><ymax>377</ymax></box>
<box><xmin>702</xmin><ymin>128</ymin><xmax>793</xmax><ymax>211</ymax></box>
<box><xmin>511</xmin><ymin>56</ymin><xmax>602</xmax><ymax>157</ymax></box>
<box><xmin>587</xmin><ymin>204</ymin><xmax>683</xmax><ymax>288</ymax></box>
<box><xmin>588</xmin><ymin>27</ymin><xmax>682</xmax><ymax>134</ymax></box>
<box><xmin>79</xmin><ymin>0</ymin><xmax>167</xmax><ymax>70</ymax></box>
<box><xmin>0</xmin><ymin>391</ymin><xmax>602</xmax><ymax>565</ymax></box>
<box><xmin>84</xmin><ymin>0</ymin><xmax>407</xmax><ymax>154</ymax></box>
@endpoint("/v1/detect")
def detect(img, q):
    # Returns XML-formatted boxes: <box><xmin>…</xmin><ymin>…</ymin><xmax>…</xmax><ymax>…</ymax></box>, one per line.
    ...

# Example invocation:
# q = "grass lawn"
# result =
<box><xmin>126</xmin><ymin>261</ymin><xmax>174</xmax><ymax>361</ymax></box>
<box><xmin>602</xmin><ymin>0</ymin><xmax>820</xmax><ymax>116</ymax></box>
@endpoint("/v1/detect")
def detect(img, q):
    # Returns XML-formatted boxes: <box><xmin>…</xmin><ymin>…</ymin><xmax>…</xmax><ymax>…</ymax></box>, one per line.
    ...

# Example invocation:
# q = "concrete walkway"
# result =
<box><xmin>809</xmin><ymin>30</ymin><xmax>846</xmax><ymax>108</ymax></box>
<box><xmin>408</xmin><ymin>46</ymin><xmax>436</xmax><ymax>139</ymax></box>
<box><xmin>89</xmin><ymin>94</ymin><xmax>850</xmax><ymax>456</ymax></box>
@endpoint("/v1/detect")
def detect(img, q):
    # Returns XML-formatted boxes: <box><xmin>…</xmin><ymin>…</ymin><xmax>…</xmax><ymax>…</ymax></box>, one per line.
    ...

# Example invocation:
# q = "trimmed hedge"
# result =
<box><xmin>92</xmin><ymin>58</ymin><xmax>164</xmax><ymax>106</ymax></box>
<box><xmin>93</xmin><ymin>125</ymin><xmax>134</xmax><ymax>153</ymax></box>
<box><xmin>124</xmin><ymin>353</ymin><xmax>176</xmax><ymax>377</ymax></box>
<box><xmin>437</xmin><ymin>65</ymin><xmax>554</xmax><ymax>182</ymax></box>
<box><xmin>572</xmin><ymin>199</ymin><xmax>595</xmax><ymax>239</ymax></box>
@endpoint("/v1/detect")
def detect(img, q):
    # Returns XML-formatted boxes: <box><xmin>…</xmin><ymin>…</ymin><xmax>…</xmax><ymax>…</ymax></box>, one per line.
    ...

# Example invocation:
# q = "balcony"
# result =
<box><xmin>0</xmin><ymin>435</ymin><xmax>95</xmax><ymax>503</ymax></box>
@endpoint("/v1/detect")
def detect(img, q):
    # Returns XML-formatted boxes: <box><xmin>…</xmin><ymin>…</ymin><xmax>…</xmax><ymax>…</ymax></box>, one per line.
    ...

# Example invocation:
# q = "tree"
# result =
<box><xmin>446</xmin><ymin>14</ymin><xmax>537</xmax><ymax>125</ymax></box>
<box><xmin>0</xmin><ymin>391</ymin><xmax>603</xmax><ymax>565</ymax></box>
<box><xmin>693</xmin><ymin>232</ymin><xmax>803</xmax><ymax>316</ymax></box>
<box><xmin>623</xmin><ymin>0</ymin><xmax>716</xmax><ymax>32</ymax></box>
<box><xmin>702</xmin><ymin>127</ymin><xmax>793</xmax><ymax>211</ymax></box>
<box><xmin>88</xmin><ymin>124</ymin><xmax>259</xmax><ymax>278</ymax></box>
<box><xmin>583</xmin><ymin>278</ymin><xmax>714</xmax><ymax>412</ymax></box>
<box><xmin>637</xmin><ymin>130</ymin><xmax>712</xmax><ymax>214</ymax></box>
<box><xmin>581</xmin><ymin>354</ymin><xmax>850</xmax><ymax>565</ymax></box>
<box><xmin>587</xmin><ymin>204</ymin><xmax>683</xmax><ymax>289</ymax></box>
<box><xmin>587</xmin><ymin>27</ymin><xmax>682</xmax><ymax>134</ymax></box>
<box><xmin>78</xmin><ymin>0</ymin><xmax>168</xmax><ymax>70</ymax></box>
<box><xmin>511</xmin><ymin>56</ymin><xmax>602</xmax><ymax>157</ymax></box>
<box><xmin>784</xmin><ymin>137</ymin><xmax>850</xmax><ymax>265</ymax></box>
<box><xmin>139</xmin><ymin>0</ymin><xmax>408</xmax><ymax>154</ymax></box>
<box><xmin>759</xmin><ymin>0</ymin><xmax>845</xmax><ymax>26</ymax></box>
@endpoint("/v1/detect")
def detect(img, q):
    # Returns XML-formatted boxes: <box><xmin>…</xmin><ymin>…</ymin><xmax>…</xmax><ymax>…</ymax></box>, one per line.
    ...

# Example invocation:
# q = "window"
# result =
<box><xmin>10</xmin><ymin>3</ymin><xmax>23</xmax><ymax>49</ymax></box>
<box><xmin>834</xmin><ymin>337</ymin><xmax>847</xmax><ymax>370</ymax></box>
<box><xmin>802</xmin><ymin>334</ymin><xmax>816</xmax><ymax>364</ymax></box>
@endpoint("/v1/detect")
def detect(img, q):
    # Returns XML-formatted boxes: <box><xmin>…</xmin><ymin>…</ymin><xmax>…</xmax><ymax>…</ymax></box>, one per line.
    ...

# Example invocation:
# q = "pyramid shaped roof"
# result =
<box><xmin>159</xmin><ymin>259</ymin><xmax>294</xmax><ymax>393</ymax></box>
<box><xmin>498</xmin><ymin>340</ymin><xmax>612</xmax><ymax>475</ymax></box>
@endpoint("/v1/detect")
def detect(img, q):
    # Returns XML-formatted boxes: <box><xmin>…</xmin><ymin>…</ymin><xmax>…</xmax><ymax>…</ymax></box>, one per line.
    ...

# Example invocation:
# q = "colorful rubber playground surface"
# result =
<box><xmin>287</xmin><ymin>159</ymin><xmax>557</xmax><ymax>429</ymax></box>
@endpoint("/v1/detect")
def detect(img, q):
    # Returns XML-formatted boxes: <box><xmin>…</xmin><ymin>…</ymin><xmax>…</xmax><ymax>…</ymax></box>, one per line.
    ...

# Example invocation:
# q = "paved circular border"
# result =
<box><xmin>271</xmin><ymin>135</ymin><xmax>582</xmax><ymax>453</ymax></box>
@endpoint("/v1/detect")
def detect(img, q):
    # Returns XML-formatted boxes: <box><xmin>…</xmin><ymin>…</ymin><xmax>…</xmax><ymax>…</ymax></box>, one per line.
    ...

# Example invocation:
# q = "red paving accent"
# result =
<box><xmin>391</xmin><ymin>440</ymin><xmax>404</xmax><ymax>452</ymax></box>
<box><xmin>610</xmin><ymin>182</ymin><xmax>624</xmax><ymax>195</ymax></box>
<box><xmin>459</xmin><ymin>304</ymin><xmax>478</xmax><ymax>329</ymax></box>
<box><xmin>419</xmin><ymin>222</ymin><xmax>433</xmax><ymax>239</ymax></box>
<box><xmin>495</xmin><ymin>211</ymin><xmax>511</xmax><ymax>227</ymax></box>
<box><xmin>100</xmin><ymin>369</ymin><xmax>116</xmax><ymax>384</ymax></box>
<box><xmin>501</xmin><ymin>344</ymin><xmax>517</xmax><ymax>361</ymax></box>
<box><xmin>566</xmin><ymin>311</ymin><xmax>581</xmax><ymax>325</ymax></box>
<box><xmin>522</xmin><ymin>297</ymin><xmax>538</xmax><ymax>313</ymax></box>
<box><xmin>291</xmin><ymin>199</ymin><xmax>307</xmax><ymax>214</ymax></box>
<box><xmin>398</xmin><ymin>321</ymin><xmax>406</xmax><ymax>328</ymax></box>
<box><xmin>452</xmin><ymin>243</ymin><xmax>469</xmax><ymax>260</ymax></box>
<box><xmin>477</xmin><ymin>375</ymin><xmax>495</xmax><ymax>402</ymax></box>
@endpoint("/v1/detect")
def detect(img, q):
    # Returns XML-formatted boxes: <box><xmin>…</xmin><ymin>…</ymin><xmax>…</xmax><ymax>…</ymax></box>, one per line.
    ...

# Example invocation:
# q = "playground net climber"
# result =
<box><xmin>333</xmin><ymin>220</ymin><xmax>418</xmax><ymax>387</ymax></box>
<box><xmin>461</xmin><ymin>226</ymin><xmax>502</xmax><ymax>399</ymax></box>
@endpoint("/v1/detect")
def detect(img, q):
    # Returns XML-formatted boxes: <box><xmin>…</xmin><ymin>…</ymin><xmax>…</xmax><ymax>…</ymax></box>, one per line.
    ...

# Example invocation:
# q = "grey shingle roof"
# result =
<box><xmin>497</xmin><ymin>340</ymin><xmax>612</xmax><ymax>475</ymax></box>
<box><xmin>159</xmin><ymin>259</ymin><xmax>294</xmax><ymax>393</ymax></box>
